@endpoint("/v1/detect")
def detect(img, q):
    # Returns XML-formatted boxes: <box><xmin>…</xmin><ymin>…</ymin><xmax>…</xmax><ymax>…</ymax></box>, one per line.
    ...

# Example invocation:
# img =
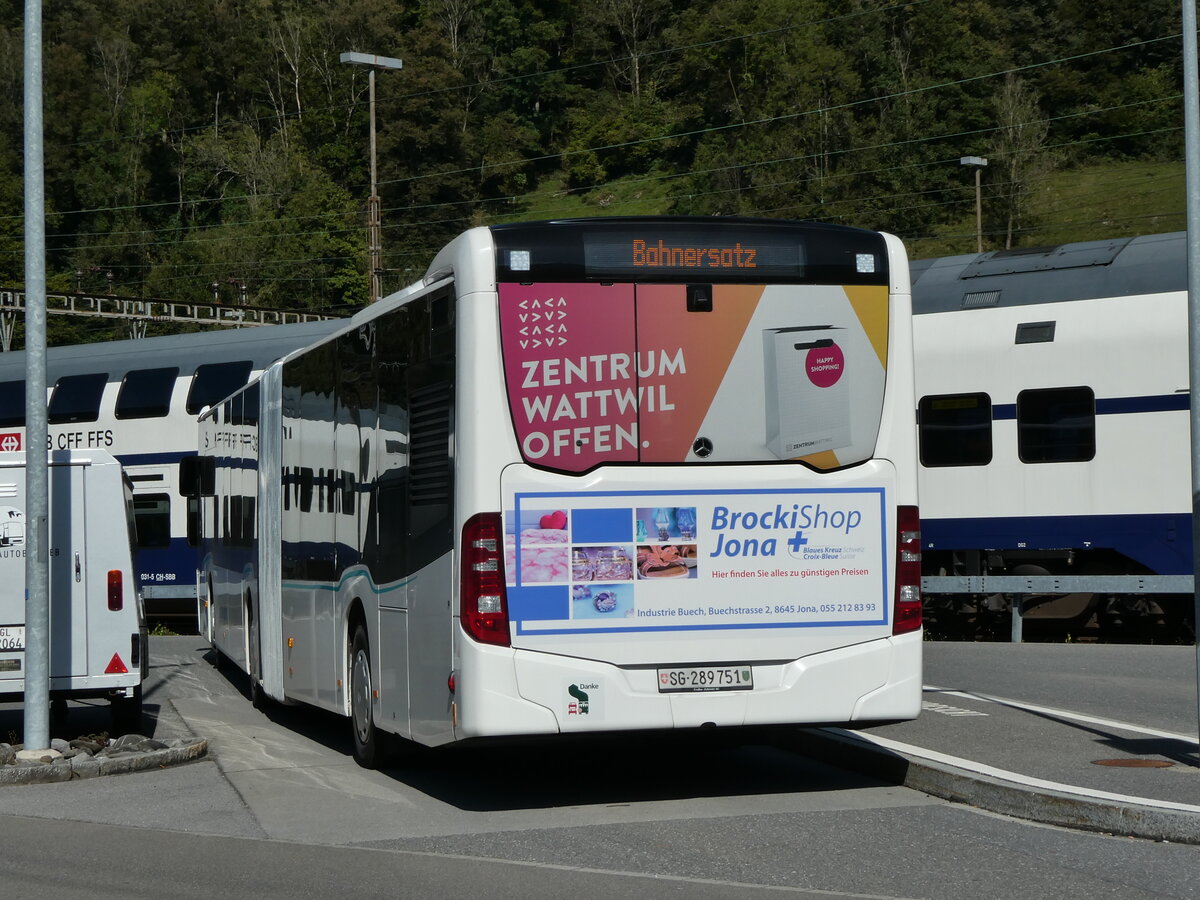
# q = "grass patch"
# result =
<box><xmin>909</xmin><ymin>159</ymin><xmax>1185</xmax><ymax>259</ymax></box>
<box><xmin>483</xmin><ymin>171</ymin><xmax>676</xmax><ymax>225</ymax></box>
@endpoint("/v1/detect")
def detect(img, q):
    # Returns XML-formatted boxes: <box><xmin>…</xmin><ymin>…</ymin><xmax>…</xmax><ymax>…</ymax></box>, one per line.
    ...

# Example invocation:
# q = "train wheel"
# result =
<box><xmin>349</xmin><ymin>624</ymin><xmax>379</xmax><ymax>768</ymax></box>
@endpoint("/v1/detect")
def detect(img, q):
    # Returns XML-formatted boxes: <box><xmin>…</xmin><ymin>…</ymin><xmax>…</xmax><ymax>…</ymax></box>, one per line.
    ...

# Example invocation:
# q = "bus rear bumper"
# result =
<box><xmin>453</xmin><ymin>631</ymin><xmax>922</xmax><ymax>739</ymax></box>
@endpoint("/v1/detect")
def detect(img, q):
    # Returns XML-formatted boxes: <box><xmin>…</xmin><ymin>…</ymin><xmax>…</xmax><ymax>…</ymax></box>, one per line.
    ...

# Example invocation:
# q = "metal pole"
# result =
<box><xmin>367</xmin><ymin>68</ymin><xmax>381</xmax><ymax>305</ymax></box>
<box><xmin>1182</xmin><ymin>0</ymin><xmax>1200</xmax><ymax>761</ymax></box>
<box><xmin>974</xmin><ymin>167</ymin><xmax>983</xmax><ymax>253</ymax></box>
<box><xmin>22</xmin><ymin>0</ymin><xmax>50</xmax><ymax>752</ymax></box>
<box><xmin>339</xmin><ymin>53</ymin><xmax>400</xmax><ymax>305</ymax></box>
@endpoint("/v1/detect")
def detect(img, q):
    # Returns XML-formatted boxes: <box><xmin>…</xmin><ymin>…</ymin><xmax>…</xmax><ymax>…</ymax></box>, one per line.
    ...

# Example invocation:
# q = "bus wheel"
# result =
<box><xmin>349</xmin><ymin>624</ymin><xmax>379</xmax><ymax>768</ymax></box>
<box><xmin>250</xmin><ymin>677</ymin><xmax>270</xmax><ymax>711</ymax></box>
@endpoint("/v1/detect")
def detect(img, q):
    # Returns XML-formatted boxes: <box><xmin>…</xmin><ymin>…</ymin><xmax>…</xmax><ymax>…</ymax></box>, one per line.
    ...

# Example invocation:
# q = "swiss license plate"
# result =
<box><xmin>0</xmin><ymin>625</ymin><xmax>25</xmax><ymax>652</ymax></box>
<box><xmin>657</xmin><ymin>665</ymin><xmax>753</xmax><ymax>693</ymax></box>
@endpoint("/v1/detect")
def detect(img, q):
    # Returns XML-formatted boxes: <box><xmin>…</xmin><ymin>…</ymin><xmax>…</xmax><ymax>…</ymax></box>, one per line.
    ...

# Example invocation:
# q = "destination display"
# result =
<box><xmin>583</xmin><ymin>232</ymin><xmax>805</xmax><ymax>279</ymax></box>
<box><xmin>490</xmin><ymin>219</ymin><xmax>889</xmax><ymax>285</ymax></box>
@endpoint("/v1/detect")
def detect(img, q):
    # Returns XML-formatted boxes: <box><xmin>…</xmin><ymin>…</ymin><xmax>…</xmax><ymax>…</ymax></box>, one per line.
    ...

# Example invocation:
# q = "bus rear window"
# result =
<box><xmin>49</xmin><ymin>373</ymin><xmax>108</xmax><ymax>424</ymax></box>
<box><xmin>187</xmin><ymin>361</ymin><xmax>252</xmax><ymax>414</ymax></box>
<box><xmin>116</xmin><ymin>367</ymin><xmax>179</xmax><ymax>419</ymax></box>
<box><xmin>498</xmin><ymin>280</ymin><xmax>889</xmax><ymax>472</ymax></box>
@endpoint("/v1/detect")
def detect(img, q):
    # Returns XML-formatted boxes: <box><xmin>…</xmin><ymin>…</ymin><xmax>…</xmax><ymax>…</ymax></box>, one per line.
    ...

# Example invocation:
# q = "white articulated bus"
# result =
<box><xmin>0</xmin><ymin>320</ymin><xmax>340</xmax><ymax>623</ymax></box>
<box><xmin>194</xmin><ymin>217</ymin><xmax>922</xmax><ymax>767</ymax></box>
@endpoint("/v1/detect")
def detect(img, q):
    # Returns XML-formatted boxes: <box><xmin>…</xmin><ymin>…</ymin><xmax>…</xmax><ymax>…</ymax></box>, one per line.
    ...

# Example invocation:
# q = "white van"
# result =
<box><xmin>0</xmin><ymin>450</ymin><xmax>147</xmax><ymax>733</ymax></box>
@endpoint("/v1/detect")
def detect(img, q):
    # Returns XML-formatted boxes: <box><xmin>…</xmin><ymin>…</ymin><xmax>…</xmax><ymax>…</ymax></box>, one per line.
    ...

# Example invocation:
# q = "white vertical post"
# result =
<box><xmin>22</xmin><ymin>0</ymin><xmax>50</xmax><ymax>752</ymax></box>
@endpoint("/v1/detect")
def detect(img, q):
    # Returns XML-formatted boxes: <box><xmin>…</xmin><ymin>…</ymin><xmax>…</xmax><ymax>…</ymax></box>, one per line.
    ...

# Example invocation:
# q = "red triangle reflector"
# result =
<box><xmin>105</xmin><ymin>653</ymin><xmax>129</xmax><ymax>675</ymax></box>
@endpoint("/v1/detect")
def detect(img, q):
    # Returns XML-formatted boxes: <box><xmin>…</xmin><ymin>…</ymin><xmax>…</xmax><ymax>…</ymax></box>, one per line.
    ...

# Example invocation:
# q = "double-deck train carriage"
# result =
<box><xmin>197</xmin><ymin>216</ymin><xmax>922</xmax><ymax>766</ymax></box>
<box><xmin>911</xmin><ymin>231</ymin><xmax>1194</xmax><ymax>638</ymax></box>
<box><xmin>0</xmin><ymin>319</ymin><xmax>341</xmax><ymax>625</ymax></box>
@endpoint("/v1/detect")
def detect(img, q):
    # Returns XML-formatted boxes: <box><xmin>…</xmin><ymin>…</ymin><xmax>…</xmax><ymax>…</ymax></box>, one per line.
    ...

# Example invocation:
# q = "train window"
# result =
<box><xmin>1017</xmin><ymin>387</ymin><xmax>1095</xmax><ymax>463</ymax></box>
<box><xmin>132</xmin><ymin>493</ymin><xmax>171</xmax><ymax>548</ymax></box>
<box><xmin>918</xmin><ymin>393</ymin><xmax>992</xmax><ymax>467</ymax></box>
<box><xmin>0</xmin><ymin>380</ymin><xmax>25</xmax><ymax>427</ymax></box>
<box><xmin>186</xmin><ymin>360</ymin><xmax>253</xmax><ymax>414</ymax></box>
<box><xmin>116</xmin><ymin>367</ymin><xmax>178</xmax><ymax>419</ymax></box>
<box><xmin>49</xmin><ymin>373</ymin><xmax>108</xmax><ymax>424</ymax></box>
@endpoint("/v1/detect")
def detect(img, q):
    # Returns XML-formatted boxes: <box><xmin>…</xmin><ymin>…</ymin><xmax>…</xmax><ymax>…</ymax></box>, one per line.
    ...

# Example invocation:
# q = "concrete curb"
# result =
<box><xmin>0</xmin><ymin>737</ymin><xmax>208</xmax><ymax>786</ymax></box>
<box><xmin>791</xmin><ymin>727</ymin><xmax>1200</xmax><ymax>845</ymax></box>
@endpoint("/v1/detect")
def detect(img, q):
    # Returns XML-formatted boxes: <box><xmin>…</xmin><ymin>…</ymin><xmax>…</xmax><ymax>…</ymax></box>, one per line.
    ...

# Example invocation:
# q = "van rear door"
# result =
<box><xmin>50</xmin><ymin>461</ymin><xmax>89</xmax><ymax>679</ymax></box>
<box><xmin>0</xmin><ymin>456</ymin><xmax>90</xmax><ymax>686</ymax></box>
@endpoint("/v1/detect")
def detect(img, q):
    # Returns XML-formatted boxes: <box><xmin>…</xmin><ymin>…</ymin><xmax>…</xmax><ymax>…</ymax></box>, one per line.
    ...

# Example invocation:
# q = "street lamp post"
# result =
<box><xmin>340</xmin><ymin>52</ymin><xmax>403</xmax><ymax>305</ymax></box>
<box><xmin>960</xmin><ymin>156</ymin><xmax>988</xmax><ymax>253</ymax></box>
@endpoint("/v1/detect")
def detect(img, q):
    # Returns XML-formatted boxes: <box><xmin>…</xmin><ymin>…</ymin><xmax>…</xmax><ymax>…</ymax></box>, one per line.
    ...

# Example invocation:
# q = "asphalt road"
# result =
<box><xmin>0</xmin><ymin>637</ymin><xmax>1197</xmax><ymax>899</ymax></box>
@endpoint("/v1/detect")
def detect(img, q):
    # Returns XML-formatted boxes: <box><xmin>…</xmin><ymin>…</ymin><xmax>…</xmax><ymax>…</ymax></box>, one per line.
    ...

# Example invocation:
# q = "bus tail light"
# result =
<box><xmin>893</xmin><ymin>506</ymin><xmax>922</xmax><ymax>635</ymax></box>
<box><xmin>108</xmin><ymin>570</ymin><xmax>124</xmax><ymax>611</ymax></box>
<box><xmin>460</xmin><ymin>513</ymin><xmax>511</xmax><ymax>647</ymax></box>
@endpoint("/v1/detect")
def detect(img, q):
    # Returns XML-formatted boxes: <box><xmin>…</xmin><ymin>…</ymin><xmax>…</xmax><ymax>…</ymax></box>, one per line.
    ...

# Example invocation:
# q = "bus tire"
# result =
<box><xmin>349</xmin><ymin>624</ymin><xmax>380</xmax><ymax>768</ymax></box>
<box><xmin>250</xmin><ymin>677</ymin><xmax>270</xmax><ymax>711</ymax></box>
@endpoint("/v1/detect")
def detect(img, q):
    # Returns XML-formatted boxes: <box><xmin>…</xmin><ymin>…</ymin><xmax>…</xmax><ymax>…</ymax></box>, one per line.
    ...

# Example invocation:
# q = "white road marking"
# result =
<box><xmin>925</xmin><ymin>685</ymin><xmax>1198</xmax><ymax>742</ymax></box>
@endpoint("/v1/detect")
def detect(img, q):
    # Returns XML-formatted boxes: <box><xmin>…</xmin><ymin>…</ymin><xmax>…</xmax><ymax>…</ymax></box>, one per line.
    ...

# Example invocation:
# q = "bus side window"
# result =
<box><xmin>231</xmin><ymin>382</ymin><xmax>260</xmax><ymax>425</ymax></box>
<box><xmin>406</xmin><ymin>291</ymin><xmax>455</xmax><ymax>573</ymax></box>
<box><xmin>180</xmin><ymin>455</ymin><xmax>216</xmax><ymax>546</ymax></box>
<box><xmin>299</xmin><ymin>468</ymin><xmax>314</xmax><ymax>512</ymax></box>
<box><xmin>369</xmin><ymin>307</ymin><xmax>411</xmax><ymax>583</ymax></box>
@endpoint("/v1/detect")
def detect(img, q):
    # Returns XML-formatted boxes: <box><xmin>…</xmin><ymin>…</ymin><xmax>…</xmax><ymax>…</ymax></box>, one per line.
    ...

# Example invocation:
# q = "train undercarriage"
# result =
<box><xmin>922</xmin><ymin>548</ymin><xmax>1196</xmax><ymax>643</ymax></box>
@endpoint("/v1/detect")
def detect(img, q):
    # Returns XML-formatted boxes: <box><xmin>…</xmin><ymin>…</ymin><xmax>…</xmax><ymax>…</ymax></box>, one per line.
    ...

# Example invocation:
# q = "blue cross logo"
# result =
<box><xmin>787</xmin><ymin>531</ymin><xmax>808</xmax><ymax>554</ymax></box>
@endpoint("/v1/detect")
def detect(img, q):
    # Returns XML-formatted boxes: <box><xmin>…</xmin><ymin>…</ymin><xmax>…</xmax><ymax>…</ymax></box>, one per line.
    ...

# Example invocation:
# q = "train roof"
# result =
<box><xmin>0</xmin><ymin>318</ymin><xmax>343</xmax><ymax>381</ymax></box>
<box><xmin>910</xmin><ymin>231</ymin><xmax>1187</xmax><ymax>314</ymax></box>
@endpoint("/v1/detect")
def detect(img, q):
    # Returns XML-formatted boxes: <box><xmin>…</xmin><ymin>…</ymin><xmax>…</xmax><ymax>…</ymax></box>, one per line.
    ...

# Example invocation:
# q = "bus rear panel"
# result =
<box><xmin>454</xmin><ymin>218</ymin><xmax>920</xmax><ymax>739</ymax></box>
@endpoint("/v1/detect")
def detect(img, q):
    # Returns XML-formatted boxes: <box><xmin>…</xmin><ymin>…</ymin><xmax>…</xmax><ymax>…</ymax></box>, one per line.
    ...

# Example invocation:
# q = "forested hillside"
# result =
<box><xmin>0</xmin><ymin>0</ymin><xmax>1187</xmax><ymax>333</ymax></box>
